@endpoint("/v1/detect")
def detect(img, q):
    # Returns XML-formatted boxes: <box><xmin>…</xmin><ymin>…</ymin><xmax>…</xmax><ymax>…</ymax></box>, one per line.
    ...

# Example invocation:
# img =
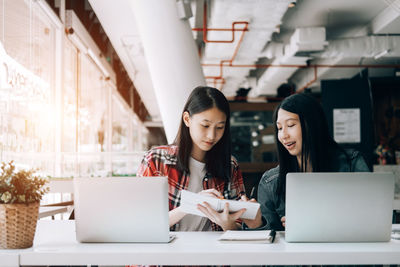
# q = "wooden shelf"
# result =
<box><xmin>239</xmin><ymin>162</ymin><xmax>278</xmax><ymax>173</ymax></box>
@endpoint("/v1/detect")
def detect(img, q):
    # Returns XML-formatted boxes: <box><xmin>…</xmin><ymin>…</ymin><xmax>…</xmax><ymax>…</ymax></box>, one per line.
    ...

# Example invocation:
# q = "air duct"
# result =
<box><xmin>315</xmin><ymin>36</ymin><xmax>400</xmax><ymax>58</ymax></box>
<box><xmin>254</xmin><ymin>27</ymin><xmax>327</xmax><ymax>96</ymax></box>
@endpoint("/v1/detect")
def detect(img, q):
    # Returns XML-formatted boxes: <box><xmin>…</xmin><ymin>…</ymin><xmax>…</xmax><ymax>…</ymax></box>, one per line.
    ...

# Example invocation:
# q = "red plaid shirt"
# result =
<box><xmin>137</xmin><ymin>145</ymin><xmax>245</xmax><ymax>231</ymax></box>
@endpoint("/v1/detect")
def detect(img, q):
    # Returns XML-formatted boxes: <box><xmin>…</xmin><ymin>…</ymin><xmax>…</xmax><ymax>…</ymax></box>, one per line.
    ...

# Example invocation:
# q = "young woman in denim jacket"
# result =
<box><xmin>243</xmin><ymin>93</ymin><xmax>370</xmax><ymax>230</ymax></box>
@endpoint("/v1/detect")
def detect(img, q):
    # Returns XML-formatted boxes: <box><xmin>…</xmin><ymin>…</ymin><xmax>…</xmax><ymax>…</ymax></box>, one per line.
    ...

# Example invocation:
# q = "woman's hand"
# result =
<box><xmin>197</xmin><ymin>202</ymin><xmax>245</xmax><ymax>231</ymax></box>
<box><xmin>281</xmin><ymin>216</ymin><xmax>286</xmax><ymax>227</ymax></box>
<box><xmin>240</xmin><ymin>195</ymin><xmax>263</xmax><ymax>229</ymax></box>
<box><xmin>168</xmin><ymin>206</ymin><xmax>187</xmax><ymax>227</ymax></box>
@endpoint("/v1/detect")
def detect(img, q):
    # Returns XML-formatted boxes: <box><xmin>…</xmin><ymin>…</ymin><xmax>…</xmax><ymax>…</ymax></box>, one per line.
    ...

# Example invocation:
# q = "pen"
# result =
<box><xmin>249</xmin><ymin>186</ymin><xmax>256</xmax><ymax>199</ymax></box>
<box><xmin>269</xmin><ymin>229</ymin><xmax>276</xmax><ymax>243</ymax></box>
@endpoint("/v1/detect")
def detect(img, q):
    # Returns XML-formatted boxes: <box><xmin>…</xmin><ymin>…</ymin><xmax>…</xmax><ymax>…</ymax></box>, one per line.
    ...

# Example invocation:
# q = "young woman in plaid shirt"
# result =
<box><xmin>137</xmin><ymin>86</ymin><xmax>255</xmax><ymax>231</ymax></box>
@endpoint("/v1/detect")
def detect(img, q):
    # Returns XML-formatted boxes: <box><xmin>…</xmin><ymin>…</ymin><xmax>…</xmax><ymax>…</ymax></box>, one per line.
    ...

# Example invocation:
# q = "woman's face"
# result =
<box><xmin>276</xmin><ymin>108</ymin><xmax>302</xmax><ymax>158</ymax></box>
<box><xmin>183</xmin><ymin>106</ymin><xmax>226</xmax><ymax>160</ymax></box>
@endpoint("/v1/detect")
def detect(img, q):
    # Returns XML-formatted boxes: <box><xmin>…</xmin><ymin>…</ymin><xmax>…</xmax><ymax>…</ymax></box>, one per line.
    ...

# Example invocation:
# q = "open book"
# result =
<box><xmin>218</xmin><ymin>230</ymin><xmax>275</xmax><ymax>243</ymax></box>
<box><xmin>180</xmin><ymin>190</ymin><xmax>260</xmax><ymax>220</ymax></box>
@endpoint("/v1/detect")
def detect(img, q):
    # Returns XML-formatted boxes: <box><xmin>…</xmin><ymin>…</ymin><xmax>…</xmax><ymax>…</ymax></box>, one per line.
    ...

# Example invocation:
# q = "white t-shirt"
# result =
<box><xmin>178</xmin><ymin>157</ymin><xmax>212</xmax><ymax>231</ymax></box>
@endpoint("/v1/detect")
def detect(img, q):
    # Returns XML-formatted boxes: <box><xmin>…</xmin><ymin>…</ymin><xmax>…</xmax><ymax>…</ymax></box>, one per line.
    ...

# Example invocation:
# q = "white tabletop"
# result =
<box><xmin>11</xmin><ymin>220</ymin><xmax>400</xmax><ymax>266</ymax></box>
<box><xmin>0</xmin><ymin>251</ymin><xmax>19</xmax><ymax>267</ymax></box>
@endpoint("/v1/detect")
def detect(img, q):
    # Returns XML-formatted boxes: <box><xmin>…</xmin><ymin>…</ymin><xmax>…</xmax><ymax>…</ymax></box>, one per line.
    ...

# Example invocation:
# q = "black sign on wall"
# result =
<box><xmin>321</xmin><ymin>71</ymin><xmax>374</xmax><ymax>170</ymax></box>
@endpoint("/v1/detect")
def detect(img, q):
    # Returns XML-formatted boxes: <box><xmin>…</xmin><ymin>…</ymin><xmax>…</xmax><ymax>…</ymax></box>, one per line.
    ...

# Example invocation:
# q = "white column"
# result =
<box><xmin>130</xmin><ymin>0</ymin><xmax>206</xmax><ymax>143</ymax></box>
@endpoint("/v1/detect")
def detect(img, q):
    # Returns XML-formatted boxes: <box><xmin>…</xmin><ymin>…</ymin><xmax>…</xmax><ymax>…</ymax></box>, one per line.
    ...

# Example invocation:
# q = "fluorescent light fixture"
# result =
<box><xmin>87</xmin><ymin>48</ymin><xmax>110</xmax><ymax>78</ymax></box>
<box><xmin>374</xmin><ymin>49</ymin><xmax>390</xmax><ymax>60</ymax></box>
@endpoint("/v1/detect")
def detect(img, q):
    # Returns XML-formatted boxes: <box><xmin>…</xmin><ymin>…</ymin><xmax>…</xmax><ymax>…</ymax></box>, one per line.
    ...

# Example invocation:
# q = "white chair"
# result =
<box><xmin>39</xmin><ymin>179</ymin><xmax>74</xmax><ymax>220</ymax></box>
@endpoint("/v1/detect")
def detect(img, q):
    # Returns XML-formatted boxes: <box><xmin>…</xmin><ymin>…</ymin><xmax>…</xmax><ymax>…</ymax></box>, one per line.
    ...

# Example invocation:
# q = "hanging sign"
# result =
<box><xmin>333</xmin><ymin>108</ymin><xmax>361</xmax><ymax>143</ymax></box>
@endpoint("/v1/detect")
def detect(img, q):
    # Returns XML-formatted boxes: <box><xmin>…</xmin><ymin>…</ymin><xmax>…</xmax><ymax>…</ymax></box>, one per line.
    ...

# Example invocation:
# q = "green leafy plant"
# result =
<box><xmin>0</xmin><ymin>161</ymin><xmax>49</xmax><ymax>204</ymax></box>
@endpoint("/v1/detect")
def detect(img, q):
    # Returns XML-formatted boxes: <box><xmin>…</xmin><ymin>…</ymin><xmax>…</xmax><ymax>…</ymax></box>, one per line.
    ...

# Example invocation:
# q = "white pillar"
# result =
<box><xmin>130</xmin><ymin>0</ymin><xmax>206</xmax><ymax>143</ymax></box>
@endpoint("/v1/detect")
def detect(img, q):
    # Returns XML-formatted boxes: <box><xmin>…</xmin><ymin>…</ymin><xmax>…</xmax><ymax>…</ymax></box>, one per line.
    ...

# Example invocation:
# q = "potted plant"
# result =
<box><xmin>0</xmin><ymin>161</ymin><xmax>49</xmax><ymax>249</ymax></box>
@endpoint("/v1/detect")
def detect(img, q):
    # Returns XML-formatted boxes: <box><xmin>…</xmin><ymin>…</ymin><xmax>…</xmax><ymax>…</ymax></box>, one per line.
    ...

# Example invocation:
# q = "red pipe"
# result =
<box><xmin>200</xmin><ymin>1</ymin><xmax>248</xmax><ymax>43</ymax></box>
<box><xmin>206</xmin><ymin>77</ymin><xmax>225</xmax><ymax>89</ymax></box>
<box><xmin>203</xmin><ymin>62</ymin><xmax>400</xmax><ymax>91</ymax></box>
<box><xmin>194</xmin><ymin>1</ymin><xmax>248</xmax><ymax>90</ymax></box>
<box><xmin>201</xmin><ymin>63</ymin><xmax>400</xmax><ymax>68</ymax></box>
<box><xmin>203</xmin><ymin>21</ymin><xmax>248</xmax><ymax>89</ymax></box>
<box><xmin>297</xmin><ymin>65</ymin><xmax>318</xmax><ymax>92</ymax></box>
<box><xmin>192</xmin><ymin>27</ymin><xmax>248</xmax><ymax>32</ymax></box>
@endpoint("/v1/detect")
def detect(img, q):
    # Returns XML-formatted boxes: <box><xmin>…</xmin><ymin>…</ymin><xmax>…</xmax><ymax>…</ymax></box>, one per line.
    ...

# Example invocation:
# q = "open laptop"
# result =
<box><xmin>285</xmin><ymin>172</ymin><xmax>394</xmax><ymax>242</ymax></box>
<box><xmin>73</xmin><ymin>177</ymin><xmax>173</xmax><ymax>243</ymax></box>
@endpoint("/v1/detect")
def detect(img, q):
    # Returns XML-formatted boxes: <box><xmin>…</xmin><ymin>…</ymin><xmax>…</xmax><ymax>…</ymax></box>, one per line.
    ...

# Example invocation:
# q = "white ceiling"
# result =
<box><xmin>89</xmin><ymin>0</ymin><xmax>400</xmax><ymax>123</ymax></box>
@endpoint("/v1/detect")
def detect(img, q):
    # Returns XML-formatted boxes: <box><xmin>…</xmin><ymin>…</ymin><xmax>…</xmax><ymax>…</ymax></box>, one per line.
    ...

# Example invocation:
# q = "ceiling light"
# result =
<box><xmin>374</xmin><ymin>49</ymin><xmax>390</xmax><ymax>60</ymax></box>
<box><xmin>88</xmin><ymin>48</ymin><xmax>110</xmax><ymax>78</ymax></box>
<box><xmin>274</xmin><ymin>25</ymin><xmax>281</xmax><ymax>34</ymax></box>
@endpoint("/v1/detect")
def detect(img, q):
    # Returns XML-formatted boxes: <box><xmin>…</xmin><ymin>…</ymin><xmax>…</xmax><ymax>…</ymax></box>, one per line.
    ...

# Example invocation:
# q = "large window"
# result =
<box><xmin>0</xmin><ymin>0</ymin><xmax>56</xmax><ymax>173</ymax></box>
<box><xmin>62</xmin><ymin>37</ymin><xmax>78</xmax><ymax>153</ymax></box>
<box><xmin>0</xmin><ymin>1</ymin><xmax>148</xmax><ymax>178</ymax></box>
<box><xmin>78</xmin><ymin>53</ymin><xmax>108</xmax><ymax>153</ymax></box>
<box><xmin>112</xmin><ymin>93</ymin><xmax>129</xmax><ymax>152</ymax></box>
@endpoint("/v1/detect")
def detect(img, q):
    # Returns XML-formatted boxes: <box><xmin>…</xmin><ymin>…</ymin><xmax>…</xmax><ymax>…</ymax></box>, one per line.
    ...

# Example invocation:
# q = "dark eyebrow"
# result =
<box><xmin>203</xmin><ymin>119</ymin><xmax>226</xmax><ymax>124</ymax></box>
<box><xmin>276</xmin><ymin>118</ymin><xmax>298</xmax><ymax>124</ymax></box>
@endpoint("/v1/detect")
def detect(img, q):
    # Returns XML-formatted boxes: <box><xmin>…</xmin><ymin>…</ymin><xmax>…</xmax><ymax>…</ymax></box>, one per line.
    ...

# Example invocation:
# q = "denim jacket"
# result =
<box><xmin>256</xmin><ymin>149</ymin><xmax>370</xmax><ymax>231</ymax></box>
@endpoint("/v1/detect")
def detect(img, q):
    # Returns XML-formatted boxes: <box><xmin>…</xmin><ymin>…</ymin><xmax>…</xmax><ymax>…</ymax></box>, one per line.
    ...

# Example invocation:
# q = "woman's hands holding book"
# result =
<box><xmin>240</xmin><ymin>195</ymin><xmax>263</xmax><ymax>229</ymax></box>
<box><xmin>197</xmin><ymin>201</ymin><xmax>246</xmax><ymax>230</ymax></box>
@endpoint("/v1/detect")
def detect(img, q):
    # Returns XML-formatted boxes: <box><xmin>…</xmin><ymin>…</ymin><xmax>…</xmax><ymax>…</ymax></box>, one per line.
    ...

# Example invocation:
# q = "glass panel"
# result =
<box><xmin>76</xmin><ymin>54</ymin><xmax>108</xmax><ymax>177</ymax></box>
<box><xmin>131</xmin><ymin>116</ymin><xmax>140</xmax><ymax>150</ymax></box>
<box><xmin>78</xmin><ymin>53</ymin><xmax>107</xmax><ymax>153</ymax></box>
<box><xmin>62</xmin><ymin>37</ymin><xmax>77</xmax><ymax>153</ymax></box>
<box><xmin>112</xmin><ymin>94</ymin><xmax>129</xmax><ymax>152</ymax></box>
<box><xmin>0</xmin><ymin>0</ymin><xmax>56</xmax><ymax>175</ymax></box>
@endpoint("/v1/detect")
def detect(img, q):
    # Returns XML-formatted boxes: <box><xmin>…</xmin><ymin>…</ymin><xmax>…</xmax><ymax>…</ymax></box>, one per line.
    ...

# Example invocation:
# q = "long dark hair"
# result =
<box><xmin>174</xmin><ymin>86</ymin><xmax>231</xmax><ymax>182</ymax></box>
<box><xmin>273</xmin><ymin>93</ymin><xmax>344</xmax><ymax>197</ymax></box>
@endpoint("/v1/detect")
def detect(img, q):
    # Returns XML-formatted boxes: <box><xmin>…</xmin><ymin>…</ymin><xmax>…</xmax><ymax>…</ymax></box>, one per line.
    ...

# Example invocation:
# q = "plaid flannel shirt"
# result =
<box><xmin>137</xmin><ymin>145</ymin><xmax>246</xmax><ymax>231</ymax></box>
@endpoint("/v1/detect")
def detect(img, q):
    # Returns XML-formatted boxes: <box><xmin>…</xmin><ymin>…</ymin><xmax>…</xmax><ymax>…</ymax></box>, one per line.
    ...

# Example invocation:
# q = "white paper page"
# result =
<box><xmin>180</xmin><ymin>190</ymin><xmax>260</xmax><ymax>219</ymax></box>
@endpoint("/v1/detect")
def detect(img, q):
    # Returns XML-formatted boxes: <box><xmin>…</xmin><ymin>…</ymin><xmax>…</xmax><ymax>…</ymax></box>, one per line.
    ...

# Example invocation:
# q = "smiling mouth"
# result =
<box><xmin>285</xmin><ymin>142</ymin><xmax>296</xmax><ymax>150</ymax></box>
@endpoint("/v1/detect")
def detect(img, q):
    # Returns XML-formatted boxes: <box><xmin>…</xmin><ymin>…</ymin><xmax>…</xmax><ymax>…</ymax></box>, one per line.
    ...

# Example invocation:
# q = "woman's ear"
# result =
<box><xmin>183</xmin><ymin>111</ymin><xmax>190</xmax><ymax>127</ymax></box>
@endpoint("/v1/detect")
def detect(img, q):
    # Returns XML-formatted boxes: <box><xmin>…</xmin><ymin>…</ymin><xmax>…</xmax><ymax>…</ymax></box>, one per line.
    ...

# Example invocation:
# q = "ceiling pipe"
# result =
<box><xmin>315</xmin><ymin>36</ymin><xmax>400</xmax><ymax>58</ymax></box>
<box><xmin>202</xmin><ymin>63</ymin><xmax>400</xmax><ymax>68</ymax></box>
<box><xmin>192</xmin><ymin>1</ymin><xmax>248</xmax><ymax>44</ymax></box>
<box><xmin>287</xmin><ymin>36</ymin><xmax>400</xmax><ymax>92</ymax></box>
<box><xmin>254</xmin><ymin>27</ymin><xmax>326</xmax><ymax>96</ymax></box>
<box><xmin>196</xmin><ymin>10</ymin><xmax>400</xmax><ymax>94</ymax></box>
<box><xmin>203</xmin><ymin>62</ymin><xmax>400</xmax><ymax>93</ymax></box>
<box><xmin>189</xmin><ymin>0</ymin><xmax>249</xmax><ymax>90</ymax></box>
<box><xmin>297</xmin><ymin>65</ymin><xmax>317</xmax><ymax>92</ymax></box>
<box><xmin>202</xmin><ymin>21</ymin><xmax>249</xmax><ymax>89</ymax></box>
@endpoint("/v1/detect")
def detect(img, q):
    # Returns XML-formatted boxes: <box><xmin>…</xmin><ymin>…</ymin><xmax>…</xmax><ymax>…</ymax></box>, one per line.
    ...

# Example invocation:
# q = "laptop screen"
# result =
<box><xmin>73</xmin><ymin>177</ymin><xmax>170</xmax><ymax>243</ymax></box>
<box><xmin>285</xmin><ymin>172</ymin><xmax>394</xmax><ymax>242</ymax></box>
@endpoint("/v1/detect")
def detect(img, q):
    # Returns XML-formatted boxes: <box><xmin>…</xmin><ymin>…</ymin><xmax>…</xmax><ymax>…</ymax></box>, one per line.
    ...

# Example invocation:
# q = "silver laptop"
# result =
<box><xmin>74</xmin><ymin>177</ymin><xmax>172</xmax><ymax>243</ymax></box>
<box><xmin>285</xmin><ymin>172</ymin><xmax>394</xmax><ymax>242</ymax></box>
